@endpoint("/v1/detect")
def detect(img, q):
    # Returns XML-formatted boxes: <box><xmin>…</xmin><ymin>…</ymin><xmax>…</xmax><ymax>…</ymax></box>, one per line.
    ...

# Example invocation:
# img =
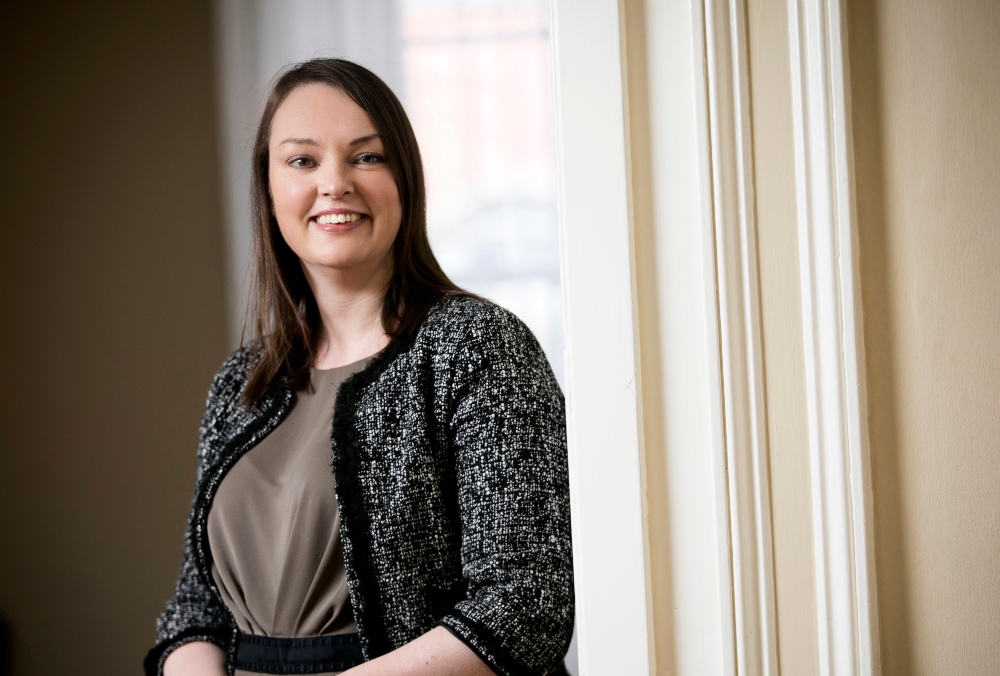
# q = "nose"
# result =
<box><xmin>319</xmin><ymin>159</ymin><xmax>353</xmax><ymax>198</ymax></box>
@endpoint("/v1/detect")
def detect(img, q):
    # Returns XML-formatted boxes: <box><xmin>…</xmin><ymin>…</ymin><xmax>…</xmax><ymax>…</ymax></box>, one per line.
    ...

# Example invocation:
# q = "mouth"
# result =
<box><xmin>309</xmin><ymin>210</ymin><xmax>368</xmax><ymax>232</ymax></box>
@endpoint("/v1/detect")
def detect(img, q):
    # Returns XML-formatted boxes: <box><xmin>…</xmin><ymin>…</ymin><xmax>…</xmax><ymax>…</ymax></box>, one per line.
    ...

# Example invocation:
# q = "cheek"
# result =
<box><xmin>374</xmin><ymin>177</ymin><xmax>403</xmax><ymax>231</ymax></box>
<box><xmin>269</xmin><ymin>168</ymin><xmax>312</xmax><ymax>221</ymax></box>
<box><xmin>269</xmin><ymin>173</ymin><xmax>312</xmax><ymax>257</ymax></box>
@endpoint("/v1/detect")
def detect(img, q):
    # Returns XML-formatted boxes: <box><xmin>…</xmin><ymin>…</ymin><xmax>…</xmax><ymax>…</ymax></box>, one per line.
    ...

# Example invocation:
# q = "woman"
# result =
<box><xmin>144</xmin><ymin>59</ymin><xmax>573</xmax><ymax>676</ymax></box>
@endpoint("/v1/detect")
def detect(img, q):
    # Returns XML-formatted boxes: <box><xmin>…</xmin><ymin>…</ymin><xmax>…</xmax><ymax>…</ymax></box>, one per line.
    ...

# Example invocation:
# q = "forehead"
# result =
<box><xmin>269</xmin><ymin>83</ymin><xmax>377</xmax><ymax>144</ymax></box>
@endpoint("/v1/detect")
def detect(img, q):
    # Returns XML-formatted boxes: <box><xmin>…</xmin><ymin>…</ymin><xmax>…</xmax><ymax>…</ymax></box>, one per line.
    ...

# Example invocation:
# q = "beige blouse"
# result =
<box><xmin>208</xmin><ymin>360</ymin><xmax>368</xmax><ymax>675</ymax></box>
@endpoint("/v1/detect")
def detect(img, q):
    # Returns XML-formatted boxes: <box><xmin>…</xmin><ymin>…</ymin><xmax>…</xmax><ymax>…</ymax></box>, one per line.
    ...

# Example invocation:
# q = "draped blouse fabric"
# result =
<box><xmin>207</xmin><ymin>360</ymin><xmax>368</xmax><ymax>674</ymax></box>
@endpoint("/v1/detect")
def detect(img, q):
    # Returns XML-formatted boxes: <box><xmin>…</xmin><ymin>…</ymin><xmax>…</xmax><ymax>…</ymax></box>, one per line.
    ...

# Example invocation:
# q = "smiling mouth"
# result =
<box><xmin>313</xmin><ymin>212</ymin><xmax>365</xmax><ymax>225</ymax></box>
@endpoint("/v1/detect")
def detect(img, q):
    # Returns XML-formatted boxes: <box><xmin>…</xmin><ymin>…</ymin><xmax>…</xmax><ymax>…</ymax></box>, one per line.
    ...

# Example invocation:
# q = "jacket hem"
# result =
<box><xmin>437</xmin><ymin>610</ymin><xmax>540</xmax><ymax>676</ymax></box>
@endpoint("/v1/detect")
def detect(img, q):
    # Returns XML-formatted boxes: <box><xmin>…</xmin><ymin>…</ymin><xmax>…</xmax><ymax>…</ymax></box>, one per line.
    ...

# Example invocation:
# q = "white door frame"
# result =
<box><xmin>548</xmin><ymin>1</ymin><xmax>652</xmax><ymax>673</ymax></box>
<box><xmin>787</xmin><ymin>0</ymin><xmax>880</xmax><ymax>673</ymax></box>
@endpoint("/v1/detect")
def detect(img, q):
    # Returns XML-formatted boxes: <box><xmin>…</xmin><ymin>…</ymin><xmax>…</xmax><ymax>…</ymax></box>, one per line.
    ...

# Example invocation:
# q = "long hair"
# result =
<box><xmin>240</xmin><ymin>58</ymin><xmax>466</xmax><ymax>407</ymax></box>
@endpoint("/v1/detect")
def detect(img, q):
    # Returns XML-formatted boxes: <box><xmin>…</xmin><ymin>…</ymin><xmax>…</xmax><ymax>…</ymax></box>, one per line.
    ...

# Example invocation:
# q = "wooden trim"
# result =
<box><xmin>786</xmin><ymin>0</ymin><xmax>880</xmax><ymax>674</ymax></box>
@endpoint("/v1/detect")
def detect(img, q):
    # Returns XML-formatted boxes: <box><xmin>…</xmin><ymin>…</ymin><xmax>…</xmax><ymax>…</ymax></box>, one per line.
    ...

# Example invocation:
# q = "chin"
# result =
<box><xmin>306</xmin><ymin>249</ymin><xmax>381</xmax><ymax>272</ymax></box>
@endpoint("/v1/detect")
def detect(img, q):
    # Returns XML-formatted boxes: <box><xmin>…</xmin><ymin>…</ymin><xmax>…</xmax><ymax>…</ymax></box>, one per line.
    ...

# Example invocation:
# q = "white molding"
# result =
<box><xmin>786</xmin><ymin>0</ymin><xmax>880</xmax><ymax>674</ymax></box>
<box><xmin>549</xmin><ymin>1</ymin><xmax>653</xmax><ymax>674</ymax></box>
<box><xmin>630</xmin><ymin>0</ymin><xmax>746</xmax><ymax>672</ymax></box>
<box><xmin>702</xmin><ymin>0</ymin><xmax>779</xmax><ymax>674</ymax></box>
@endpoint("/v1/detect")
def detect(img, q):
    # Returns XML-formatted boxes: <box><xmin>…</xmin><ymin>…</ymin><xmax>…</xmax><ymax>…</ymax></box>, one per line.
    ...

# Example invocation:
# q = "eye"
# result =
<box><xmin>288</xmin><ymin>155</ymin><xmax>316</xmax><ymax>169</ymax></box>
<box><xmin>356</xmin><ymin>152</ymin><xmax>385</xmax><ymax>166</ymax></box>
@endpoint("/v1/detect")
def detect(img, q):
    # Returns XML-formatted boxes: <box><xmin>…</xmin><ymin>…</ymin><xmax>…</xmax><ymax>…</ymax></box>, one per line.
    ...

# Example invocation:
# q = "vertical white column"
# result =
<box><xmin>549</xmin><ymin>0</ymin><xmax>652</xmax><ymax>674</ymax></box>
<box><xmin>702</xmin><ymin>0</ymin><xmax>779</xmax><ymax>672</ymax></box>
<box><xmin>786</xmin><ymin>0</ymin><xmax>879</xmax><ymax>674</ymax></box>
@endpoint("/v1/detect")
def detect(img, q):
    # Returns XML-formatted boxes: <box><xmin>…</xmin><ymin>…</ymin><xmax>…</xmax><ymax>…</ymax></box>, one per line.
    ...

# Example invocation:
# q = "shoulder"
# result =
<box><xmin>197</xmin><ymin>345</ymin><xmax>268</xmax><ymax>455</ymax></box>
<box><xmin>205</xmin><ymin>344</ymin><xmax>258</xmax><ymax>409</ymax></box>
<box><xmin>418</xmin><ymin>294</ymin><xmax>541</xmax><ymax>356</ymax></box>
<box><xmin>416</xmin><ymin>294</ymin><xmax>559</xmax><ymax>393</ymax></box>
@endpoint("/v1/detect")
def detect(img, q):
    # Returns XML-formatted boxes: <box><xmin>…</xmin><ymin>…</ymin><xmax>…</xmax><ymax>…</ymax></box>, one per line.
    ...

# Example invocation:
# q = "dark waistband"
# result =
<box><xmin>235</xmin><ymin>633</ymin><xmax>365</xmax><ymax>674</ymax></box>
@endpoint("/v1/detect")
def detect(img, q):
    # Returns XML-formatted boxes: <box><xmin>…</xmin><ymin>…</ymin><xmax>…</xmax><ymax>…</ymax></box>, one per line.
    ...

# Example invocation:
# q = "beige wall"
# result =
<box><xmin>849</xmin><ymin>0</ymin><xmax>1000</xmax><ymax>673</ymax></box>
<box><xmin>0</xmin><ymin>2</ymin><xmax>228</xmax><ymax>675</ymax></box>
<box><xmin>746</xmin><ymin>0</ymin><xmax>1000</xmax><ymax>673</ymax></box>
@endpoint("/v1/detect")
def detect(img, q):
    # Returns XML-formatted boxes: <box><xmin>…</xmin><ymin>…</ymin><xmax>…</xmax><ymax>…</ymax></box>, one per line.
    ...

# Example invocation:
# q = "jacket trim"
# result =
<box><xmin>330</xmin><ymin>327</ymin><xmax>420</xmax><ymax>659</ymax></box>
<box><xmin>192</xmin><ymin>381</ymin><xmax>294</xmax><ymax>675</ymax></box>
<box><xmin>437</xmin><ymin>620</ymin><xmax>511</xmax><ymax>676</ymax></box>
<box><xmin>438</xmin><ymin>612</ymin><xmax>570</xmax><ymax>676</ymax></box>
<box><xmin>438</xmin><ymin>610</ymin><xmax>540</xmax><ymax>676</ymax></box>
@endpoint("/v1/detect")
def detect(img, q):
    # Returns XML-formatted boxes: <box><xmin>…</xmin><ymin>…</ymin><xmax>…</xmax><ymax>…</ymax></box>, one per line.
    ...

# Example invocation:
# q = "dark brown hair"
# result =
<box><xmin>241</xmin><ymin>58</ymin><xmax>465</xmax><ymax>407</ymax></box>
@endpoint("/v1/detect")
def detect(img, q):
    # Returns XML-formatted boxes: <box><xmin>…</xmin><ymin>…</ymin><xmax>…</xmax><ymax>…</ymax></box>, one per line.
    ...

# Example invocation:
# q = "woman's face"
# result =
<box><xmin>268</xmin><ymin>83</ymin><xmax>402</xmax><ymax>279</ymax></box>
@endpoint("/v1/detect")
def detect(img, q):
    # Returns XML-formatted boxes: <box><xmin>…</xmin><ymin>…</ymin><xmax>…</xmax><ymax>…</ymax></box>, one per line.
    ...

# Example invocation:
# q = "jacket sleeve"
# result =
<box><xmin>437</xmin><ymin>304</ymin><xmax>575</xmax><ymax>676</ymax></box>
<box><xmin>143</xmin><ymin>362</ymin><xmax>241</xmax><ymax>676</ymax></box>
<box><xmin>143</xmin><ymin>534</ymin><xmax>234</xmax><ymax>676</ymax></box>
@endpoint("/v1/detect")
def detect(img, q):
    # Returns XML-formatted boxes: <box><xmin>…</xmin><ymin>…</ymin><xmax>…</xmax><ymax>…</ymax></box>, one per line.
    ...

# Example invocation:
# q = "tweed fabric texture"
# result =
<box><xmin>147</xmin><ymin>296</ymin><xmax>574</xmax><ymax>676</ymax></box>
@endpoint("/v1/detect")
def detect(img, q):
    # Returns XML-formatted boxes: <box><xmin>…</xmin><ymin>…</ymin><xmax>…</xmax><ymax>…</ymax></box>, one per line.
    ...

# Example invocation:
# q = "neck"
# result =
<box><xmin>303</xmin><ymin>255</ymin><xmax>393</xmax><ymax>370</ymax></box>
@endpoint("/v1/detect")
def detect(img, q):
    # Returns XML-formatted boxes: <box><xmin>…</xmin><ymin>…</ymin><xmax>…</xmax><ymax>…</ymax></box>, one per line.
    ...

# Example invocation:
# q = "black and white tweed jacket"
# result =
<box><xmin>146</xmin><ymin>296</ymin><xmax>574</xmax><ymax>676</ymax></box>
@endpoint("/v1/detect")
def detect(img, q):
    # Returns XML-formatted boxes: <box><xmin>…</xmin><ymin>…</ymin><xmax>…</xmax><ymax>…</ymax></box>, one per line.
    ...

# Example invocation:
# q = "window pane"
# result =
<box><xmin>402</xmin><ymin>0</ymin><xmax>564</xmax><ymax>385</ymax></box>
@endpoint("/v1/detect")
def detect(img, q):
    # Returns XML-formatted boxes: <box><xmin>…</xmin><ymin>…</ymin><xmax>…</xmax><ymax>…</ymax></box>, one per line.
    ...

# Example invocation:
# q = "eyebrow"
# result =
<box><xmin>348</xmin><ymin>133</ymin><xmax>380</xmax><ymax>146</ymax></box>
<box><xmin>279</xmin><ymin>137</ymin><xmax>319</xmax><ymax>146</ymax></box>
<box><xmin>279</xmin><ymin>133</ymin><xmax>381</xmax><ymax>147</ymax></box>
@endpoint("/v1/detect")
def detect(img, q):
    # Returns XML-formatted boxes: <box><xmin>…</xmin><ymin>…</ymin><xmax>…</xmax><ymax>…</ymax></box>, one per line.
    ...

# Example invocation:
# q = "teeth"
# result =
<box><xmin>315</xmin><ymin>213</ymin><xmax>362</xmax><ymax>225</ymax></box>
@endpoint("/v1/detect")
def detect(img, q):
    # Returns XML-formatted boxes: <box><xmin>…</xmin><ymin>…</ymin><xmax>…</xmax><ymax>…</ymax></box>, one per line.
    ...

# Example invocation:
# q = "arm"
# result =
<box><xmin>161</xmin><ymin>627</ymin><xmax>489</xmax><ymax>676</ymax></box>
<box><xmin>432</xmin><ymin>303</ymin><xmax>575</xmax><ymax>676</ymax></box>
<box><xmin>145</xmin><ymin>352</ymin><xmax>249</xmax><ymax>676</ymax></box>
<box><xmin>144</xmin><ymin>485</ymin><xmax>234</xmax><ymax>676</ymax></box>
<box><xmin>344</xmin><ymin>627</ymin><xmax>492</xmax><ymax>676</ymax></box>
<box><xmin>350</xmin><ymin>305</ymin><xmax>572</xmax><ymax>676</ymax></box>
<box><xmin>162</xmin><ymin>641</ymin><xmax>227</xmax><ymax>676</ymax></box>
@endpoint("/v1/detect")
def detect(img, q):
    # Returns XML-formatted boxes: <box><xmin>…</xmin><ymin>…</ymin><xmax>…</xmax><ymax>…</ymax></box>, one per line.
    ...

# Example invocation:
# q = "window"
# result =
<box><xmin>402</xmin><ymin>0</ymin><xmax>563</xmax><ymax>383</ymax></box>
